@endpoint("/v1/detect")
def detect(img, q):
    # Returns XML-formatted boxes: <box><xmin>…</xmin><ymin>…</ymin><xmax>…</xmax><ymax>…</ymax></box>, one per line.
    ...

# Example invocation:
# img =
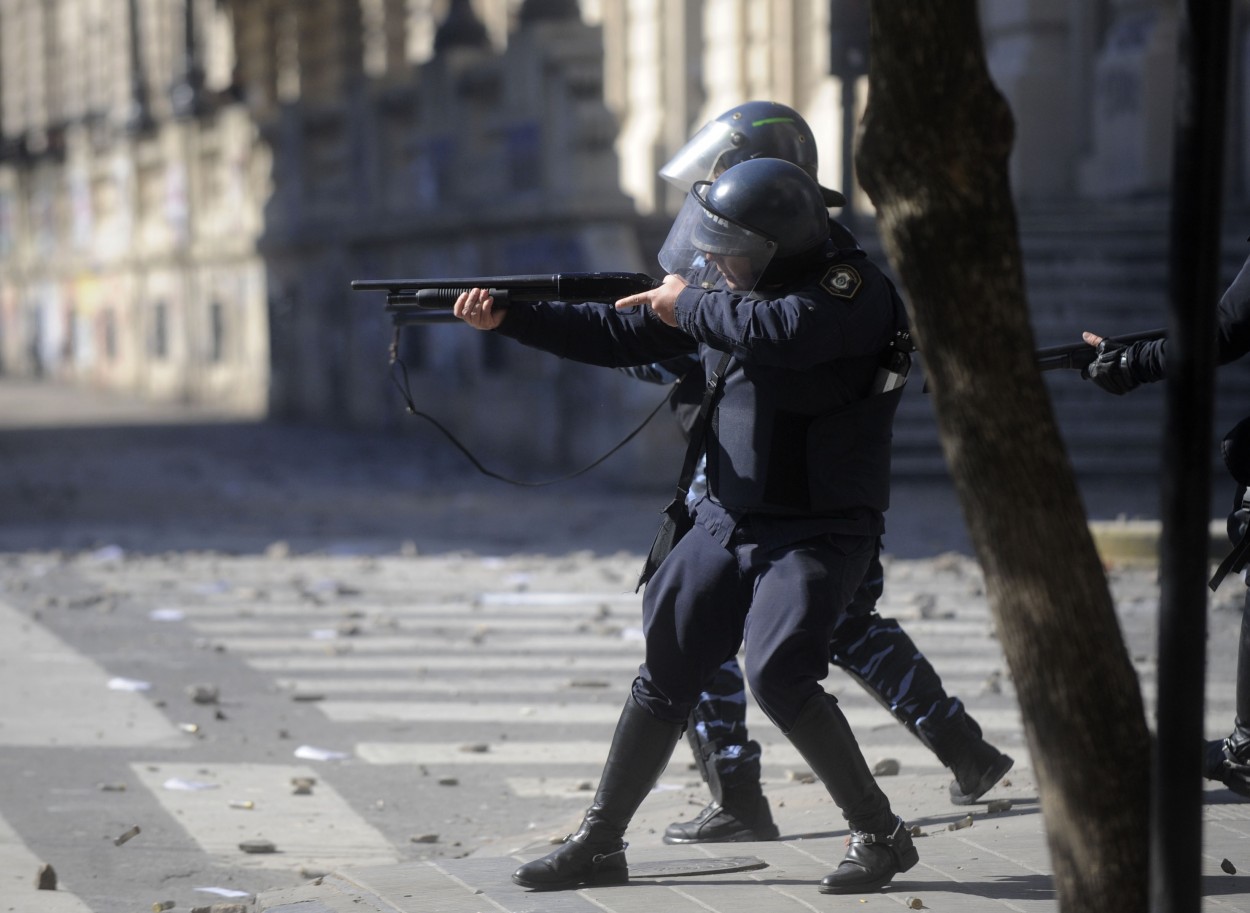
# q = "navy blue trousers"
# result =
<box><xmin>685</xmin><ymin>544</ymin><xmax>973</xmax><ymax>788</ymax></box>
<box><xmin>632</xmin><ymin>521</ymin><xmax>875</xmax><ymax>731</ymax></box>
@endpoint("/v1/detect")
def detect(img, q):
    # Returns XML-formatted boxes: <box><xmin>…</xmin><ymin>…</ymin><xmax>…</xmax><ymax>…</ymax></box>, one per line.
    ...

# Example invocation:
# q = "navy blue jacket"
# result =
<box><xmin>496</xmin><ymin>248</ymin><xmax>908</xmax><ymax>543</ymax></box>
<box><xmin>1128</xmin><ymin>252</ymin><xmax>1250</xmax><ymax>380</ymax></box>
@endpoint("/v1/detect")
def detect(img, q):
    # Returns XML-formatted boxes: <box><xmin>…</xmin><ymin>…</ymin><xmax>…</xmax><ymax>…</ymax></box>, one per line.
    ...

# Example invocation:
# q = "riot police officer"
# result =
<box><xmin>1082</xmin><ymin>251</ymin><xmax>1250</xmax><ymax>796</ymax></box>
<box><xmin>647</xmin><ymin>101</ymin><xmax>1012</xmax><ymax>845</ymax></box>
<box><xmin>455</xmin><ymin>158</ymin><xmax>920</xmax><ymax>894</ymax></box>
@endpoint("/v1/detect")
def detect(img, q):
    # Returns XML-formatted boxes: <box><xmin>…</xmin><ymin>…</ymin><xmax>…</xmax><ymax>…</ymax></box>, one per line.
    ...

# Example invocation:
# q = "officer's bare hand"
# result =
<box><xmin>454</xmin><ymin>288</ymin><xmax>506</xmax><ymax>330</ymax></box>
<box><xmin>1082</xmin><ymin>330</ymin><xmax>1104</xmax><ymax>347</ymax></box>
<box><xmin>615</xmin><ymin>273</ymin><xmax>687</xmax><ymax>327</ymax></box>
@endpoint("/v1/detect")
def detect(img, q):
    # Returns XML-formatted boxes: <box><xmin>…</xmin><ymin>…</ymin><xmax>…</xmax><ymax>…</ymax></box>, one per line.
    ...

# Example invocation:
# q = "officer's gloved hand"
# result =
<box><xmin>1229</xmin><ymin>507</ymin><xmax>1250</xmax><ymax>545</ymax></box>
<box><xmin>1230</xmin><ymin>486</ymin><xmax>1250</xmax><ymax>544</ymax></box>
<box><xmin>1082</xmin><ymin>340</ymin><xmax>1141</xmax><ymax>395</ymax></box>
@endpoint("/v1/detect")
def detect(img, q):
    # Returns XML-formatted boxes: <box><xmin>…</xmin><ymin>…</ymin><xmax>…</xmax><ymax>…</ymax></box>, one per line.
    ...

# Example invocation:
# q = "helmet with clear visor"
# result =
<box><xmin>658</xmin><ymin>158</ymin><xmax>829</xmax><ymax>295</ymax></box>
<box><xmin>659</xmin><ymin>100</ymin><xmax>847</xmax><ymax>208</ymax></box>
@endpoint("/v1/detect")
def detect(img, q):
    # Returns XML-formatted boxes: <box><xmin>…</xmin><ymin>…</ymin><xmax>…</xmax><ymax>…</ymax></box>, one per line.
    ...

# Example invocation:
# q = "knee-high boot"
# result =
<box><xmin>784</xmin><ymin>692</ymin><xmax>919</xmax><ymax>895</ymax></box>
<box><xmin>512</xmin><ymin>697</ymin><xmax>683</xmax><ymax>890</ymax></box>
<box><xmin>1205</xmin><ymin>588</ymin><xmax>1250</xmax><ymax>796</ymax></box>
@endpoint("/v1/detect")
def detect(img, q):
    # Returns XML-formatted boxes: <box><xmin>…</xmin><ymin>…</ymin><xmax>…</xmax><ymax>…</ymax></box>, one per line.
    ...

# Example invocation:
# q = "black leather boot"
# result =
<box><xmin>512</xmin><ymin>697</ymin><xmax>683</xmax><ymax>890</ymax></box>
<box><xmin>663</xmin><ymin>788</ymin><xmax>780</xmax><ymax>843</ymax></box>
<box><xmin>1212</xmin><ymin>588</ymin><xmax>1250</xmax><ymax>798</ymax></box>
<box><xmin>819</xmin><ymin>817</ymin><xmax>920</xmax><ymax>895</ymax></box>
<box><xmin>1204</xmin><ymin>721</ymin><xmax>1250</xmax><ymax>798</ymax></box>
<box><xmin>920</xmin><ymin>711</ymin><xmax>1014</xmax><ymax>806</ymax></box>
<box><xmin>664</xmin><ymin>721</ymin><xmax>780</xmax><ymax>843</ymax></box>
<box><xmin>784</xmin><ymin>693</ymin><xmax>917</xmax><ymax>893</ymax></box>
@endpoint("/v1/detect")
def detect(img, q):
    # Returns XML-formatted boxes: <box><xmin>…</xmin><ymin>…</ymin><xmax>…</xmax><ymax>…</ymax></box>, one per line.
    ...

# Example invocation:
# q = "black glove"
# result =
<box><xmin>1228</xmin><ymin>505</ymin><xmax>1250</xmax><ymax>546</ymax></box>
<box><xmin>1082</xmin><ymin>339</ymin><xmax>1141</xmax><ymax>395</ymax></box>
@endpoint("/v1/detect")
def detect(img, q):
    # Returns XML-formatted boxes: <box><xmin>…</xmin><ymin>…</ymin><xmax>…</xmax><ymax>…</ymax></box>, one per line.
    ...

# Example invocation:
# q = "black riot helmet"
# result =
<box><xmin>659</xmin><ymin>100</ymin><xmax>847</xmax><ymax>207</ymax></box>
<box><xmin>659</xmin><ymin>158</ymin><xmax>830</xmax><ymax>294</ymax></box>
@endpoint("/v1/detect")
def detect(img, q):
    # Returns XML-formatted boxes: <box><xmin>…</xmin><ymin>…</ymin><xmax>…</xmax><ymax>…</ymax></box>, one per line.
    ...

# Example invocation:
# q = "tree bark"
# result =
<box><xmin>855</xmin><ymin>5</ymin><xmax>1151</xmax><ymax>911</ymax></box>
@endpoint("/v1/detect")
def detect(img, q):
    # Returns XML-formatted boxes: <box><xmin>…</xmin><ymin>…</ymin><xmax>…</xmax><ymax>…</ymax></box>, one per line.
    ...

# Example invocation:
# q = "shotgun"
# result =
<box><xmin>351</xmin><ymin>272</ymin><xmax>662</xmax><ymax>326</ymax></box>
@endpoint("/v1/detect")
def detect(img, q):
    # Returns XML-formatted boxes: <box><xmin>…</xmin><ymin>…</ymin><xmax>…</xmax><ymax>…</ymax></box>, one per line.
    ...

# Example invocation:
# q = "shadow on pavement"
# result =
<box><xmin>0</xmin><ymin>377</ymin><xmax>1176</xmax><ymax>559</ymax></box>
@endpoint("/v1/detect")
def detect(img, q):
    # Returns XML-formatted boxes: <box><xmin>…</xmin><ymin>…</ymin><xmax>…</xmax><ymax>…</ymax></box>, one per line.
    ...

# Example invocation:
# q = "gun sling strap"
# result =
<box><xmin>387</xmin><ymin>332</ymin><xmax>684</xmax><ymax>488</ymax></box>
<box><xmin>638</xmin><ymin>351</ymin><xmax>733</xmax><ymax>590</ymax></box>
<box><xmin>1211</xmin><ymin>486</ymin><xmax>1250</xmax><ymax>591</ymax></box>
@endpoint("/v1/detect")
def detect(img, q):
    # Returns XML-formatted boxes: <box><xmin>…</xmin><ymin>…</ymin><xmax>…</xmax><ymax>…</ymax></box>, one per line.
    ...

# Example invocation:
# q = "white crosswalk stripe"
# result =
<box><xmin>249</xmin><ymin>654</ymin><xmax>646</xmax><ymax>672</ymax></box>
<box><xmin>273</xmin><ymin>674</ymin><xmax>631</xmax><ymax>694</ymax></box>
<box><xmin>203</xmin><ymin>634</ymin><xmax>646</xmax><ymax>654</ymax></box>
<box><xmin>312</xmin><ymin>698</ymin><xmax>1027</xmax><ymax>730</ymax></box>
<box><xmin>129</xmin><ymin>762</ymin><xmax>399</xmax><ymax>871</ymax></box>
<box><xmin>351</xmin><ymin>738</ymin><xmax>960</xmax><ymax>774</ymax></box>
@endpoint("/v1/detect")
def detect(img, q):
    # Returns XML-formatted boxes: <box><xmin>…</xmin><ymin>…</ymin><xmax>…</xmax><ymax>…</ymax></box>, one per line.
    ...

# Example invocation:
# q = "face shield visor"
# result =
<box><xmin>659</xmin><ymin>113</ymin><xmax>848</xmax><ymax>208</ymax></box>
<box><xmin>658</xmin><ymin>182</ymin><xmax>777</xmax><ymax>295</ymax></box>
<box><xmin>658</xmin><ymin>120</ymin><xmax>740</xmax><ymax>191</ymax></box>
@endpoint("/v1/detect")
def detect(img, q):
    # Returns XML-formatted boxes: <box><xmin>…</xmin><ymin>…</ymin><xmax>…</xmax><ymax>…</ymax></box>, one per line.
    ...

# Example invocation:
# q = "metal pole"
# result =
<box><xmin>1151</xmin><ymin>1</ymin><xmax>1230</xmax><ymax>910</ymax></box>
<box><xmin>172</xmin><ymin>0</ymin><xmax>206</xmax><ymax>118</ymax></box>
<box><xmin>829</xmin><ymin>0</ymin><xmax>868</xmax><ymax>228</ymax></box>
<box><xmin>125</xmin><ymin>0</ymin><xmax>153</xmax><ymax>133</ymax></box>
<box><xmin>841</xmin><ymin>73</ymin><xmax>858</xmax><ymax>226</ymax></box>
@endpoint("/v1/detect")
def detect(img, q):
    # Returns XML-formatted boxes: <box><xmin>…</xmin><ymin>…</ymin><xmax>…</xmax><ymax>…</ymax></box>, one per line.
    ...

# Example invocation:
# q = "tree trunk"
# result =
<box><xmin>855</xmin><ymin>5</ymin><xmax>1151</xmax><ymax>911</ymax></box>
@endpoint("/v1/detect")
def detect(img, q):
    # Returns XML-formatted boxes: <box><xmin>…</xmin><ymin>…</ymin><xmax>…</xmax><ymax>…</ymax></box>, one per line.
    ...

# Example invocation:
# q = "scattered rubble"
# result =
<box><xmin>238</xmin><ymin>838</ymin><xmax>277</xmax><ymax>854</ymax></box>
<box><xmin>34</xmin><ymin>863</ymin><xmax>56</xmax><ymax>890</ymax></box>
<box><xmin>290</xmin><ymin>776</ymin><xmax>316</xmax><ymax>795</ymax></box>
<box><xmin>872</xmin><ymin>758</ymin><xmax>901</xmax><ymax>776</ymax></box>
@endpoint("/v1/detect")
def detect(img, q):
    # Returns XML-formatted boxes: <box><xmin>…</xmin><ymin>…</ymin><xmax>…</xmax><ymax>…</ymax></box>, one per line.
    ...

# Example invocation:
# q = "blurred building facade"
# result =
<box><xmin>0</xmin><ymin>0</ymin><xmax>270</xmax><ymax>411</ymax></box>
<box><xmin>1</xmin><ymin>0</ymin><xmax>1249</xmax><ymax>482</ymax></box>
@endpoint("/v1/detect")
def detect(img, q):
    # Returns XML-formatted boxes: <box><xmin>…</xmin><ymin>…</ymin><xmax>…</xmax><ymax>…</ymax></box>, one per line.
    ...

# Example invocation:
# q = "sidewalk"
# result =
<box><xmin>255</xmin><ymin>770</ymin><xmax>1250</xmax><ymax>913</ymax></box>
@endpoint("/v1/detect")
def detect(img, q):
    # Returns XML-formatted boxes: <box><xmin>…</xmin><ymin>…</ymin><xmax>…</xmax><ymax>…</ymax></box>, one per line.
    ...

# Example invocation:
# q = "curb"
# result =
<box><xmin>1089</xmin><ymin>518</ymin><xmax>1228</xmax><ymax>566</ymax></box>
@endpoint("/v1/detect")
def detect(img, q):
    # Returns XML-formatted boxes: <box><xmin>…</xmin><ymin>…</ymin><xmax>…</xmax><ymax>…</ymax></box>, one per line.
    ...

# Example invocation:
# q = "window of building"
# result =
<box><xmin>412</xmin><ymin>137</ymin><xmax>454</xmax><ymax>209</ymax></box>
<box><xmin>276</xmin><ymin>7</ymin><xmax>300</xmax><ymax>102</ymax></box>
<box><xmin>65</xmin><ymin>308</ymin><xmax>78</xmax><ymax>361</ymax></box>
<box><xmin>361</xmin><ymin>0</ymin><xmax>388</xmax><ymax>77</ymax></box>
<box><xmin>208</xmin><ymin>299</ymin><xmax>225</xmax><ymax>362</ymax></box>
<box><xmin>506</xmin><ymin>122</ymin><xmax>541</xmax><ymax>192</ymax></box>
<box><xmin>102</xmin><ymin>308</ymin><xmax>118</xmax><ymax>362</ymax></box>
<box><xmin>151</xmin><ymin>300</ymin><xmax>169</xmax><ymax>359</ymax></box>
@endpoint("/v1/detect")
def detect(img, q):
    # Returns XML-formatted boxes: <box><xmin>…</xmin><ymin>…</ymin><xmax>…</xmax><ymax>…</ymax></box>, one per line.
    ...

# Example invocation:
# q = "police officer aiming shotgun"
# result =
<box><xmin>454</xmin><ymin>156</ymin><xmax>923</xmax><ymax>895</ymax></box>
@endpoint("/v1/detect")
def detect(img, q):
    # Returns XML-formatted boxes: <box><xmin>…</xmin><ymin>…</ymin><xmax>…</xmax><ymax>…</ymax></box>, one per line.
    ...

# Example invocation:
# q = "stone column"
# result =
<box><xmin>981</xmin><ymin>0</ymin><xmax>1080</xmax><ymax>200</ymax></box>
<box><xmin>227</xmin><ymin>0</ymin><xmax>279</xmax><ymax>120</ymax></box>
<box><xmin>1076</xmin><ymin>0</ymin><xmax>1178</xmax><ymax>198</ymax></box>
<box><xmin>611</xmin><ymin>0</ymin><xmax>670</xmax><ymax>215</ymax></box>
<box><xmin>297</xmin><ymin>0</ymin><xmax>365</xmax><ymax>104</ymax></box>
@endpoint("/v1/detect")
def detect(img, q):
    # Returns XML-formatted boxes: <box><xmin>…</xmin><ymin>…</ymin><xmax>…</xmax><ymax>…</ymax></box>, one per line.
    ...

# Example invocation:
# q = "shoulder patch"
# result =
<box><xmin>821</xmin><ymin>265</ymin><xmax>863</xmax><ymax>299</ymax></box>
